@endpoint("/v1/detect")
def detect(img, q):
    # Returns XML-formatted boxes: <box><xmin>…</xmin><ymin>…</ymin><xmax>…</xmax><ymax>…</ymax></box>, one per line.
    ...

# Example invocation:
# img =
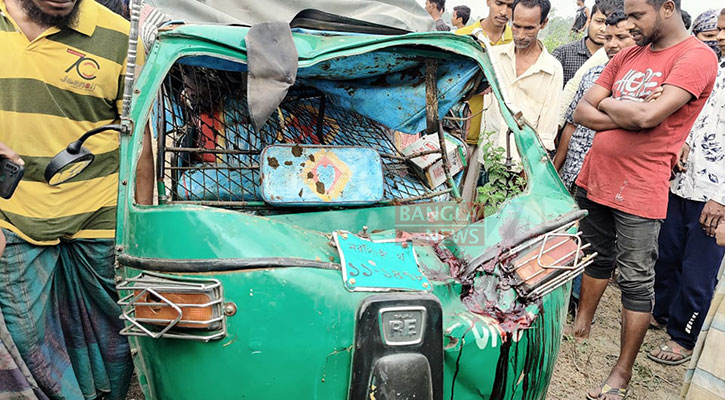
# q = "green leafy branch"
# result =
<box><xmin>473</xmin><ymin>131</ymin><xmax>527</xmax><ymax>219</ymax></box>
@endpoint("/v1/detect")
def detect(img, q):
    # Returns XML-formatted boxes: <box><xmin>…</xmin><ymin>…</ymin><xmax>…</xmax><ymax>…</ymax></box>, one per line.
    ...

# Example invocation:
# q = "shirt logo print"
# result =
<box><xmin>613</xmin><ymin>68</ymin><xmax>663</xmax><ymax>101</ymax></box>
<box><xmin>65</xmin><ymin>49</ymin><xmax>100</xmax><ymax>80</ymax></box>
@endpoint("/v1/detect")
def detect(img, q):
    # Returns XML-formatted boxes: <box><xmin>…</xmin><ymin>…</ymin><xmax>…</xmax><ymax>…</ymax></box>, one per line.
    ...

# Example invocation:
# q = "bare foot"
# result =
<box><xmin>571</xmin><ymin>315</ymin><xmax>591</xmax><ymax>339</ymax></box>
<box><xmin>587</xmin><ymin>365</ymin><xmax>631</xmax><ymax>400</ymax></box>
<box><xmin>563</xmin><ymin>324</ymin><xmax>587</xmax><ymax>342</ymax></box>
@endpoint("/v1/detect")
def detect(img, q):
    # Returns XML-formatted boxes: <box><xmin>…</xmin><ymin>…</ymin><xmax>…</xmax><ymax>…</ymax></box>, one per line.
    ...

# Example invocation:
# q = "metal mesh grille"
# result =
<box><xmin>156</xmin><ymin>63</ymin><xmax>452</xmax><ymax>209</ymax></box>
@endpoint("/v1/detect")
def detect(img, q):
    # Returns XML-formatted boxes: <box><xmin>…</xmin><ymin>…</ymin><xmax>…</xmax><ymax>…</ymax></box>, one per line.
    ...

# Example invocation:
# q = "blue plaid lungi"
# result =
<box><xmin>0</xmin><ymin>230</ymin><xmax>132</xmax><ymax>400</ymax></box>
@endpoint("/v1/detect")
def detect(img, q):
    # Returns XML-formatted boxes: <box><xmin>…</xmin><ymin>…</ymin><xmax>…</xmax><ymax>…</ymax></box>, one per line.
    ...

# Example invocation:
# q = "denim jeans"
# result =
<box><xmin>575</xmin><ymin>187</ymin><xmax>662</xmax><ymax>312</ymax></box>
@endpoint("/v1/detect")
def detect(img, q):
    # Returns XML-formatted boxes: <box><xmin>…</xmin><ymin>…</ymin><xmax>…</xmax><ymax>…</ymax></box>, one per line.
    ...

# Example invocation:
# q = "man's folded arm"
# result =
<box><xmin>572</xmin><ymin>84</ymin><xmax>618</xmax><ymax>131</ymax></box>
<box><xmin>597</xmin><ymin>84</ymin><xmax>692</xmax><ymax>130</ymax></box>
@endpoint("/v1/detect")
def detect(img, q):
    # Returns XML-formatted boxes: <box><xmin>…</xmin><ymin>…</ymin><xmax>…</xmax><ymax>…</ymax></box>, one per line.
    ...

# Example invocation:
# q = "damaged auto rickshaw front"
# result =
<box><xmin>44</xmin><ymin>8</ymin><xmax>593</xmax><ymax>399</ymax></box>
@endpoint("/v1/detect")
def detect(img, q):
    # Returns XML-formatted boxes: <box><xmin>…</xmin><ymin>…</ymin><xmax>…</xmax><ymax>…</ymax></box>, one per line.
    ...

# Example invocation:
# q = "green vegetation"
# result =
<box><xmin>540</xmin><ymin>8</ymin><xmax>581</xmax><ymax>52</ymax></box>
<box><xmin>474</xmin><ymin>131</ymin><xmax>526</xmax><ymax>219</ymax></box>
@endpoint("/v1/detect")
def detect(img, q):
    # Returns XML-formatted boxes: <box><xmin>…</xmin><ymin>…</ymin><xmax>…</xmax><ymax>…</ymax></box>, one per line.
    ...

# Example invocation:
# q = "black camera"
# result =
<box><xmin>0</xmin><ymin>158</ymin><xmax>24</xmax><ymax>199</ymax></box>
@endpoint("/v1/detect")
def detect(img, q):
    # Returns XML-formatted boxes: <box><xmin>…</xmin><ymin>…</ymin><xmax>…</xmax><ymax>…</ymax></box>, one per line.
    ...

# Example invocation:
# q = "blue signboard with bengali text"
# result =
<box><xmin>333</xmin><ymin>231</ymin><xmax>431</xmax><ymax>292</ymax></box>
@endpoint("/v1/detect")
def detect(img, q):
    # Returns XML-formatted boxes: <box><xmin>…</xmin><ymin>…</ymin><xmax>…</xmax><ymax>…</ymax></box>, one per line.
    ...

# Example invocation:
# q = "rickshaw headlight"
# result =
<box><xmin>496</xmin><ymin>226</ymin><xmax>596</xmax><ymax>300</ymax></box>
<box><xmin>134</xmin><ymin>291</ymin><xmax>216</xmax><ymax>329</ymax></box>
<box><xmin>117</xmin><ymin>273</ymin><xmax>227</xmax><ymax>341</ymax></box>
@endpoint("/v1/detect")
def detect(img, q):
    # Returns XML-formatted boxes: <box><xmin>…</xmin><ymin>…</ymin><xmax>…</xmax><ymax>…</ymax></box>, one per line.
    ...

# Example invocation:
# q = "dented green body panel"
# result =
<box><xmin>117</xmin><ymin>25</ymin><xmax>577</xmax><ymax>399</ymax></box>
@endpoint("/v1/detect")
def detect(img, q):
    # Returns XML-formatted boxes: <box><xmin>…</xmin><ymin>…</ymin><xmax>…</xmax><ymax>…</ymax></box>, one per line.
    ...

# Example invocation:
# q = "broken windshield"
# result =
<box><xmin>155</xmin><ymin>49</ymin><xmax>483</xmax><ymax>210</ymax></box>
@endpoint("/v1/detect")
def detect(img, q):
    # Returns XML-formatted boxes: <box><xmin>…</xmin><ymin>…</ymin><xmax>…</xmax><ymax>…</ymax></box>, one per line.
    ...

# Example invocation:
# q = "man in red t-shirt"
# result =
<box><xmin>569</xmin><ymin>0</ymin><xmax>718</xmax><ymax>398</ymax></box>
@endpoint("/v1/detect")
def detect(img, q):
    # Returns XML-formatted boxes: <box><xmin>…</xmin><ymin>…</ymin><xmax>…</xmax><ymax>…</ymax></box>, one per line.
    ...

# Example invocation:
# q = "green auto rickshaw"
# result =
<box><xmin>46</xmin><ymin>2</ymin><xmax>593</xmax><ymax>398</ymax></box>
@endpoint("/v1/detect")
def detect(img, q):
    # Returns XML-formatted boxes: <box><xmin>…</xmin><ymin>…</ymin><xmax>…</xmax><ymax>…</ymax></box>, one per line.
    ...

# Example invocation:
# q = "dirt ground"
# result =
<box><xmin>126</xmin><ymin>284</ymin><xmax>685</xmax><ymax>400</ymax></box>
<box><xmin>548</xmin><ymin>284</ymin><xmax>686</xmax><ymax>400</ymax></box>
<box><xmin>125</xmin><ymin>376</ymin><xmax>143</xmax><ymax>400</ymax></box>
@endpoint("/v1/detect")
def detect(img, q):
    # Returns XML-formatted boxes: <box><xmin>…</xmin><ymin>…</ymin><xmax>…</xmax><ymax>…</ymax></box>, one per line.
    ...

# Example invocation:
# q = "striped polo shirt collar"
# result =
<box><xmin>70</xmin><ymin>0</ymin><xmax>99</xmax><ymax>36</ymax></box>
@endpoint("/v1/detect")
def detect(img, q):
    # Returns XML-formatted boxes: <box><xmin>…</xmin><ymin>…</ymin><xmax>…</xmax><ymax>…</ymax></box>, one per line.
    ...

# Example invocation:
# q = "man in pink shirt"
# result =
<box><xmin>570</xmin><ymin>0</ymin><xmax>718</xmax><ymax>398</ymax></box>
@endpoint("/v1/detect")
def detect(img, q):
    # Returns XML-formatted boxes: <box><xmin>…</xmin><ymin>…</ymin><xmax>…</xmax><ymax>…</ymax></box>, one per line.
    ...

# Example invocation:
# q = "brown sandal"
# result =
<box><xmin>647</xmin><ymin>342</ymin><xmax>692</xmax><ymax>366</ymax></box>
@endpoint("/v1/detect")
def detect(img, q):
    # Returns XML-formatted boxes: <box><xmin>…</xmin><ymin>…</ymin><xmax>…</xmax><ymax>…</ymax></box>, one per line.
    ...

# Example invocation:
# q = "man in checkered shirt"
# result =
<box><xmin>552</xmin><ymin>0</ymin><xmax>619</xmax><ymax>85</ymax></box>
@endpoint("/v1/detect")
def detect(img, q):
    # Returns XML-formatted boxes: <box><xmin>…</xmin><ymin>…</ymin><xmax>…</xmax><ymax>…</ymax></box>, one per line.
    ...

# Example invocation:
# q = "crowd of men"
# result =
<box><xmin>0</xmin><ymin>0</ymin><xmax>723</xmax><ymax>399</ymax></box>
<box><xmin>425</xmin><ymin>0</ymin><xmax>474</xmax><ymax>31</ymax></box>
<box><xmin>439</xmin><ymin>0</ymin><xmax>724</xmax><ymax>398</ymax></box>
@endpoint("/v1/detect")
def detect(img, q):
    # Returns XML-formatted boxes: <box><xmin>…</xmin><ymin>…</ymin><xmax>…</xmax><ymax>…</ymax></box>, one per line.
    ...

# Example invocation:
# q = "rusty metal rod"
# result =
<box><xmin>316</xmin><ymin>95</ymin><xmax>326</xmax><ymax>143</ymax></box>
<box><xmin>505</xmin><ymin>128</ymin><xmax>513</xmax><ymax>169</ymax></box>
<box><xmin>425</xmin><ymin>59</ymin><xmax>461</xmax><ymax>200</ymax></box>
<box><xmin>167</xmin><ymin>165</ymin><xmax>259</xmax><ymax>171</ymax></box>
<box><xmin>168</xmin><ymin>200</ymin><xmax>267</xmax><ymax>207</ymax></box>
<box><xmin>425</xmin><ymin>59</ymin><xmax>439</xmax><ymax>136</ymax></box>
<box><xmin>379</xmin><ymin>188</ymin><xmax>452</xmax><ymax>204</ymax></box>
<box><xmin>380</xmin><ymin>149</ymin><xmax>442</xmax><ymax>161</ymax></box>
<box><xmin>165</xmin><ymin>147</ymin><xmax>259</xmax><ymax>155</ymax></box>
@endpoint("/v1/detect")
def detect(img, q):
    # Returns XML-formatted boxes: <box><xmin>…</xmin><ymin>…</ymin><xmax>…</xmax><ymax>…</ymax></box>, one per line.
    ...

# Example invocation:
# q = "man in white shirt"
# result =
<box><xmin>482</xmin><ymin>0</ymin><xmax>563</xmax><ymax>162</ymax></box>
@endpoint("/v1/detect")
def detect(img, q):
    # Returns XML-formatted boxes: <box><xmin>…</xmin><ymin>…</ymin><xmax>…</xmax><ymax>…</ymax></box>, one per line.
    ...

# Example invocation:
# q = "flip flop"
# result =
<box><xmin>585</xmin><ymin>383</ymin><xmax>629</xmax><ymax>400</ymax></box>
<box><xmin>647</xmin><ymin>342</ymin><xmax>692</xmax><ymax>366</ymax></box>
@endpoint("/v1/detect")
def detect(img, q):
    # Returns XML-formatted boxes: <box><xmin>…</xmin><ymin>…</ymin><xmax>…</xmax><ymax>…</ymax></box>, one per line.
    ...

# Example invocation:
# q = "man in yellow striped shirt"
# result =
<box><xmin>0</xmin><ymin>0</ymin><xmax>152</xmax><ymax>398</ymax></box>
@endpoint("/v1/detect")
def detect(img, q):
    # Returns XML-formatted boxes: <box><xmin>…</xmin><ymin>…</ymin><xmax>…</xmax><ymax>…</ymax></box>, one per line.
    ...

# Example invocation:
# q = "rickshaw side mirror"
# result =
<box><xmin>45</xmin><ymin>124</ymin><xmax>122</xmax><ymax>186</ymax></box>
